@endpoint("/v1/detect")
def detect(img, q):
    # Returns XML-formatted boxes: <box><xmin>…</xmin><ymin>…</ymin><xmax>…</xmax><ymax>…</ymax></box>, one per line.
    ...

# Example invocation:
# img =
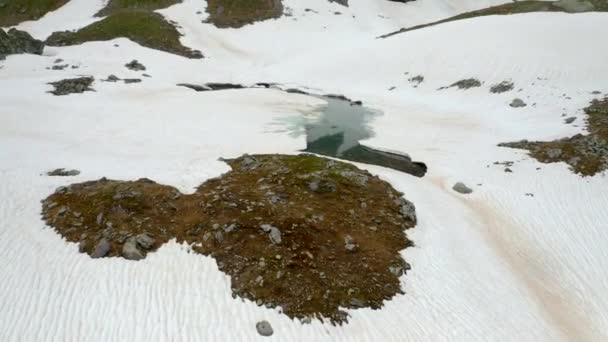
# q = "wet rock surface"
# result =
<box><xmin>500</xmin><ymin>97</ymin><xmax>608</xmax><ymax>176</ymax></box>
<box><xmin>41</xmin><ymin>154</ymin><xmax>416</xmax><ymax>324</ymax></box>
<box><xmin>0</xmin><ymin>28</ymin><xmax>44</xmax><ymax>60</ymax></box>
<box><xmin>48</xmin><ymin>77</ymin><xmax>95</xmax><ymax>96</ymax></box>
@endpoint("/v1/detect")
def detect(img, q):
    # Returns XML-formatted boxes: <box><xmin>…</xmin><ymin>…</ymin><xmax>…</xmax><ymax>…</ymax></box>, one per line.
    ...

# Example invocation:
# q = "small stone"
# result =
<box><xmin>389</xmin><ymin>266</ymin><xmax>404</xmax><ymax>277</ymax></box>
<box><xmin>453</xmin><ymin>182</ymin><xmax>473</xmax><ymax>194</ymax></box>
<box><xmin>122</xmin><ymin>237</ymin><xmax>144</xmax><ymax>260</ymax></box>
<box><xmin>135</xmin><ymin>233</ymin><xmax>155</xmax><ymax>249</ymax></box>
<box><xmin>349</xmin><ymin>298</ymin><xmax>366</xmax><ymax>308</ymax></box>
<box><xmin>123</xmin><ymin>78</ymin><xmax>141</xmax><ymax>84</ymax></box>
<box><xmin>106</xmin><ymin>74</ymin><xmax>120</xmax><ymax>82</ymax></box>
<box><xmin>510</xmin><ymin>98</ymin><xmax>527</xmax><ymax>108</ymax></box>
<box><xmin>96</xmin><ymin>212</ymin><xmax>104</xmax><ymax>226</ymax></box>
<box><xmin>308</xmin><ymin>179</ymin><xmax>337</xmax><ymax>193</ymax></box>
<box><xmin>260</xmin><ymin>224</ymin><xmax>282</xmax><ymax>244</ymax></box>
<box><xmin>125</xmin><ymin>60</ymin><xmax>146</xmax><ymax>71</ymax></box>
<box><xmin>256</xmin><ymin>320</ymin><xmax>273</xmax><ymax>337</ymax></box>
<box><xmin>91</xmin><ymin>238</ymin><xmax>110</xmax><ymax>258</ymax></box>
<box><xmin>546</xmin><ymin>148</ymin><xmax>562</xmax><ymax>159</ymax></box>
<box><xmin>564</xmin><ymin>117</ymin><xmax>576</xmax><ymax>124</ymax></box>
<box><xmin>344</xmin><ymin>235</ymin><xmax>357</xmax><ymax>252</ymax></box>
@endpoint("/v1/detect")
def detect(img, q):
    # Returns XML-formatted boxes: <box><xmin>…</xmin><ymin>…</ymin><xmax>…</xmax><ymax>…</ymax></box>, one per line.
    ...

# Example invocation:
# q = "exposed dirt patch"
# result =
<box><xmin>205</xmin><ymin>0</ymin><xmax>284</xmax><ymax>28</ymax></box>
<box><xmin>499</xmin><ymin>97</ymin><xmax>608</xmax><ymax>176</ymax></box>
<box><xmin>41</xmin><ymin>154</ymin><xmax>416</xmax><ymax>324</ymax></box>
<box><xmin>0</xmin><ymin>0</ymin><xmax>69</xmax><ymax>27</ymax></box>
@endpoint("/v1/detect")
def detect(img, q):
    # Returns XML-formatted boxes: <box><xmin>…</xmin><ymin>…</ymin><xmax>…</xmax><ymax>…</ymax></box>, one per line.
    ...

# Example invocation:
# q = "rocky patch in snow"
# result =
<box><xmin>500</xmin><ymin>97</ymin><xmax>608</xmax><ymax>176</ymax></box>
<box><xmin>490</xmin><ymin>80</ymin><xmax>514</xmax><ymax>93</ymax></box>
<box><xmin>41</xmin><ymin>154</ymin><xmax>416</xmax><ymax>324</ymax></box>
<box><xmin>47</xmin><ymin>168</ymin><xmax>80</xmax><ymax>176</ymax></box>
<box><xmin>125</xmin><ymin>59</ymin><xmax>145</xmax><ymax>71</ymax></box>
<box><xmin>443</xmin><ymin>78</ymin><xmax>482</xmax><ymax>90</ymax></box>
<box><xmin>0</xmin><ymin>28</ymin><xmax>44</xmax><ymax>60</ymax></box>
<box><xmin>48</xmin><ymin>76</ymin><xmax>94</xmax><ymax>96</ymax></box>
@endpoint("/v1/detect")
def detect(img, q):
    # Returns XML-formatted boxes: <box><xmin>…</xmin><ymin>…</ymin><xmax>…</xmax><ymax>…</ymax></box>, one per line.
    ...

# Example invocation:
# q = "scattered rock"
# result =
<box><xmin>91</xmin><ymin>238</ymin><xmax>110</xmax><ymax>258</ymax></box>
<box><xmin>308</xmin><ymin>179</ymin><xmax>337</xmax><ymax>193</ymax></box>
<box><xmin>125</xmin><ymin>60</ymin><xmax>146</xmax><ymax>71</ymax></box>
<box><xmin>256</xmin><ymin>320</ymin><xmax>273</xmax><ymax>337</ymax></box>
<box><xmin>47</xmin><ymin>168</ymin><xmax>80</xmax><ymax>176</ymax></box>
<box><xmin>48</xmin><ymin>76</ymin><xmax>94</xmax><ymax>96</ymax></box>
<box><xmin>448</xmin><ymin>78</ymin><xmax>482</xmax><ymax>90</ymax></box>
<box><xmin>0</xmin><ymin>28</ymin><xmax>44</xmax><ymax>60</ymax></box>
<box><xmin>490</xmin><ymin>81</ymin><xmax>514</xmax><ymax>93</ymax></box>
<box><xmin>408</xmin><ymin>75</ymin><xmax>424</xmax><ymax>87</ymax></box>
<box><xmin>545</xmin><ymin>148</ymin><xmax>562</xmax><ymax>159</ymax></box>
<box><xmin>105</xmin><ymin>74</ymin><xmax>120</xmax><ymax>82</ymax></box>
<box><xmin>452</xmin><ymin>182</ymin><xmax>473</xmax><ymax>194</ymax></box>
<box><xmin>135</xmin><ymin>233</ymin><xmax>155</xmax><ymax>249</ymax></box>
<box><xmin>122</xmin><ymin>237</ymin><xmax>144</xmax><ymax>260</ymax></box>
<box><xmin>510</xmin><ymin>98</ymin><xmax>527</xmax><ymax>108</ymax></box>
<box><xmin>261</xmin><ymin>224</ymin><xmax>282</xmax><ymax>245</ymax></box>
<box><xmin>123</xmin><ymin>78</ymin><xmax>141</xmax><ymax>84</ymax></box>
<box><xmin>564</xmin><ymin>117</ymin><xmax>576</xmax><ymax>124</ymax></box>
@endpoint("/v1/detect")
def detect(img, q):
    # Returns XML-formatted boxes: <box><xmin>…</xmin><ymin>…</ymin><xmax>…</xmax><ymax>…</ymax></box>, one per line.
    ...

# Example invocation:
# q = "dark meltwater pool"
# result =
<box><xmin>300</xmin><ymin>96</ymin><xmax>427</xmax><ymax>177</ymax></box>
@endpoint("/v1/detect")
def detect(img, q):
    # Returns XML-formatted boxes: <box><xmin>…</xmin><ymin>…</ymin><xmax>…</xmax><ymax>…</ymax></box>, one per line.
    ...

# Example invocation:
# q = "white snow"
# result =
<box><xmin>1</xmin><ymin>0</ymin><xmax>608</xmax><ymax>341</ymax></box>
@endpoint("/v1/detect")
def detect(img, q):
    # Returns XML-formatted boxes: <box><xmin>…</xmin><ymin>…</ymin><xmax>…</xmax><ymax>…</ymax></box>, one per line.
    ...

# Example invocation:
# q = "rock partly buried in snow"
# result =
<box><xmin>490</xmin><ymin>81</ymin><xmax>514</xmax><ymax>94</ymax></box>
<box><xmin>447</xmin><ymin>78</ymin><xmax>482</xmax><ymax>90</ymax></box>
<box><xmin>40</xmin><ymin>153</ymin><xmax>416</xmax><ymax>324</ymax></box>
<box><xmin>91</xmin><ymin>238</ymin><xmax>111</xmax><ymax>258</ymax></box>
<box><xmin>122</xmin><ymin>237</ymin><xmax>145</xmax><ymax>260</ymax></box>
<box><xmin>256</xmin><ymin>320</ymin><xmax>274</xmax><ymax>337</ymax></box>
<box><xmin>0</xmin><ymin>28</ymin><xmax>44</xmax><ymax>60</ymax></box>
<box><xmin>510</xmin><ymin>98</ymin><xmax>527</xmax><ymax>108</ymax></box>
<box><xmin>48</xmin><ymin>77</ymin><xmax>94</xmax><ymax>96</ymax></box>
<box><xmin>47</xmin><ymin>168</ymin><xmax>80</xmax><ymax>176</ymax></box>
<box><xmin>105</xmin><ymin>75</ymin><xmax>120</xmax><ymax>82</ymax></box>
<box><xmin>125</xmin><ymin>60</ymin><xmax>146</xmax><ymax>71</ymax></box>
<box><xmin>453</xmin><ymin>182</ymin><xmax>473</xmax><ymax>194</ymax></box>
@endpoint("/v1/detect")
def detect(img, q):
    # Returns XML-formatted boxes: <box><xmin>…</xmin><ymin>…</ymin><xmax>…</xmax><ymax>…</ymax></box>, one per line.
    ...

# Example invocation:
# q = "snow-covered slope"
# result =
<box><xmin>1</xmin><ymin>0</ymin><xmax>608</xmax><ymax>341</ymax></box>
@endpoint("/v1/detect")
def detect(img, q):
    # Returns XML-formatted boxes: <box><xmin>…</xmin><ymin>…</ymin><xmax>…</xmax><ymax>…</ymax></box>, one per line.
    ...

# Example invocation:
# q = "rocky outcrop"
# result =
<box><xmin>41</xmin><ymin>153</ymin><xmax>417</xmax><ymax>324</ymax></box>
<box><xmin>0</xmin><ymin>28</ymin><xmax>44</xmax><ymax>60</ymax></box>
<box><xmin>48</xmin><ymin>77</ymin><xmax>94</xmax><ymax>96</ymax></box>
